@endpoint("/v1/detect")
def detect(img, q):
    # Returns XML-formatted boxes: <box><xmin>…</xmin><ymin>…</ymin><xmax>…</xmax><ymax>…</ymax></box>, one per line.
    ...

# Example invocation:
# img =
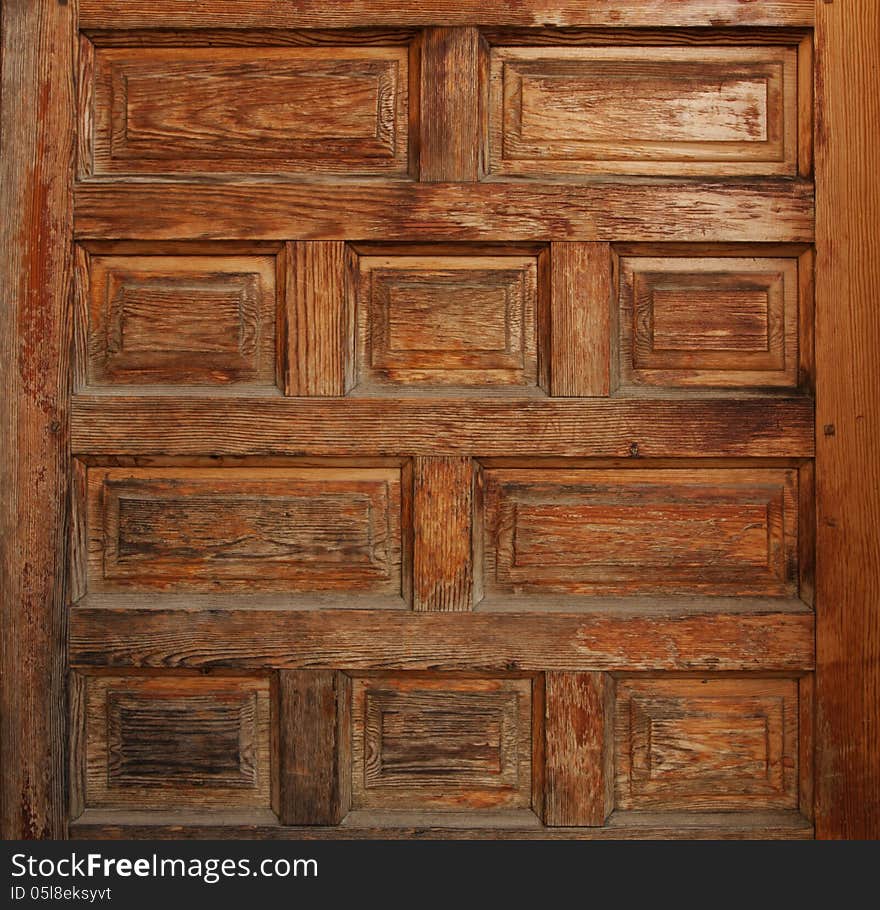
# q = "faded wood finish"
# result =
<box><xmin>544</xmin><ymin>672</ymin><xmax>613</xmax><ymax>826</ymax></box>
<box><xmin>413</xmin><ymin>457</ymin><xmax>474</xmax><ymax>612</ymax></box>
<box><xmin>70</xmin><ymin>397</ymin><xmax>815</xmax><ymax>458</ymax></box>
<box><xmin>815</xmin><ymin>0</ymin><xmax>880</xmax><ymax>839</ymax></box>
<box><xmin>350</xmin><ymin>676</ymin><xmax>535</xmax><ymax>813</ymax></box>
<box><xmin>490</xmin><ymin>46</ymin><xmax>799</xmax><ymax>177</ymax></box>
<box><xmin>89</xmin><ymin>45</ymin><xmax>410</xmax><ymax>176</ymax></box>
<box><xmin>79</xmin><ymin>675</ymin><xmax>273</xmax><ymax>812</ymax></box>
<box><xmin>614</xmin><ymin>677</ymin><xmax>800</xmax><ymax>812</ymax></box>
<box><xmin>420</xmin><ymin>27</ymin><xmax>486</xmax><ymax>181</ymax></box>
<box><xmin>73</xmin><ymin>180</ymin><xmax>815</xmax><ymax>244</ymax></box>
<box><xmin>81</xmin><ymin>466</ymin><xmax>405</xmax><ymax>602</ymax></box>
<box><xmin>550</xmin><ymin>243</ymin><xmax>612</xmax><ymax>396</ymax></box>
<box><xmin>0</xmin><ymin>0</ymin><xmax>74</xmax><ymax>840</ymax></box>
<box><xmin>279</xmin><ymin>671</ymin><xmax>351</xmax><ymax>826</ymax></box>
<box><xmin>81</xmin><ymin>252</ymin><xmax>279</xmax><ymax>389</ymax></box>
<box><xmin>617</xmin><ymin>253</ymin><xmax>801</xmax><ymax>391</ymax></box>
<box><xmin>286</xmin><ymin>242</ymin><xmax>351</xmax><ymax>396</ymax></box>
<box><xmin>478</xmin><ymin>467</ymin><xmax>801</xmax><ymax>603</ymax></box>
<box><xmin>68</xmin><ymin>608</ymin><xmax>815</xmax><ymax>673</ymax></box>
<box><xmin>354</xmin><ymin>251</ymin><xmax>542</xmax><ymax>394</ymax></box>
<box><xmin>78</xmin><ymin>2</ymin><xmax>816</xmax><ymax>29</ymax></box>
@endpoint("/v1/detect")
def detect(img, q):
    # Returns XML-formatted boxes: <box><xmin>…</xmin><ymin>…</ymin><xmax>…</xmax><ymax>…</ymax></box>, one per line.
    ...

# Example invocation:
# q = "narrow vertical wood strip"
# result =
<box><xmin>0</xmin><ymin>0</ymin><xmax>74</xmax><ymax>839</ymax></box>
<box><xmin>68</xmin><ymin>672</ymin><xmax>87</xmax><ymax>822</ymax></box>
<box><xmin>76</xmin><ymin>34</ymin><xmax>95</xmax><ymax>179</ymax></box>
<box><xmin>798</xmin><ymin>34</ymin><xmax>814</xmax><ymax>179</ymax></box>
<box><xmin>550</xmin><ymin>242</ymin><xmax>613</xmax><ymax>397</ymax></box>
<box><xmin>815</xmin><ymin>0</ymin><xmax>880</xmax><ymax>840</ymax></box>
<box><xmin>413</xmin><ymin>456</ymin><xmax>474</xmax><ymax>612</ymax></box>
<box><xmin>544</xmin><ymin>671</ymin><xmax>612</xmax><ymax>826</ymax></box>
<box><xmin>279</xmin><ymin>670</ymin><xmax>351</xmax><ymax>826</ymax></box>
<box><xmin>419</xmin><ymin>27</ymin><xmax>485</xmax><ymax>182</ymax></box>
<box><xmin>798</xmin><ymin>674</ymin><xmax>815</xmax><ymax>822</ymax></box>
<box><xmin>286</xmin><ymin>241</ymin><xmax>349</xmax><ymax>396</ymax></box>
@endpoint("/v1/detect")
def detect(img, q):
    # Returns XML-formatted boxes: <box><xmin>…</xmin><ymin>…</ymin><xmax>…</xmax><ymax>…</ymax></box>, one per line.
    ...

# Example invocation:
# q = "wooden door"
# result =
<box><xmin>2</xmin><ymin>1</ymin><xmax>878</xmax><ymax>840</ymax></box>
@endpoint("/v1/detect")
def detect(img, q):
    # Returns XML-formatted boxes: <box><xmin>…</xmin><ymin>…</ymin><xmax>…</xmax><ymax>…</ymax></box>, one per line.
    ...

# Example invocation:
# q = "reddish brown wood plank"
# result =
<box><xmin>414</xmin><ymin>457</ymin><xmax>474</xmax><ymax>612</ymax></box>
<box><xmin>544</xmin><ymin>672</ymin><xmax>612</xmax><ymax>826</ymax></box>
<box><xmin>286</xmin><ymin>242</ymin><xmax>352</xmax><ymax>396</ymax></box>
<box><xmin>74</xmin><ymin>181</ymin><xmax>815</xmax><ymax>244</ymax></box>
<box><xmin>78</xmin><ymin>2</ymin><xmax>816</xmax><ymax>29</ymax></box>
<box><xmin>0</xmin><ymin>0</ymin><xmax>74</xmax><ymax>840</ymax></box>
<box><xmin>70</xmin><ymin>396</ymin><xmax>815</xmax><ymax>459</ymax></box>
<box><xmin>69</xmin><ymin>608</ymin><xmax>815</xmax><ymax>673</ymax></box>
<box><xmin>550</xmin><ymin>242</ymin><xmax>612</xmax><ymax>396</ymax></box>
<box><xmin>420</xmin><ymin>27</ymin><xmax>486</xmax><ymax>182</ymax></box>
<box><xmin>279</xmin><ymin>671</ymin><xmax>351</xmax><ymax>826</ymax></box>
<box><xmin>815</xmin><ymin>0</ymin><xmax>880</xmax><ymax>840</ymax></box>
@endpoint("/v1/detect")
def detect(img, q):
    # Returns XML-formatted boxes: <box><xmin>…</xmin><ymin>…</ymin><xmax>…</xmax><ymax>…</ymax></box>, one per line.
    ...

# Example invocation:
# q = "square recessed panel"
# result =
<box><xmin>618</xmin><ymin>256</ymin><xmax>800</xmax><ymax>389</ymax></box>
<box><xmin>354</xmin><ymin>252</ymin><xmax>545</xmax><ymax>394</ymax></box>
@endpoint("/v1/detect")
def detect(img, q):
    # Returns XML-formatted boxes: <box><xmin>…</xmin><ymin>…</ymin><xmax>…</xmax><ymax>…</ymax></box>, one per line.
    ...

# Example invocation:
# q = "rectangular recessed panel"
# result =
<box><xmin>614</xmin><ymin>677</ymin><xmax>799</xmax><ymax>811</ymax></box>
<box><xmin>86</xmin><ymin>467</ymin><xmax>404</xmax><ymax>601</ymax></box>
<box><xmin>354</xmin><ymin>252</ymin><xmax>543</xmax><ymax>394</ymax></box>
<box><xmin>84</xmin><ymin>675</ymin><xmax>272</xmax><ymax>810</ymax></box>
<box><xmin>351</xmin><ymin>676</ymin><xmax>533</xmax><ymax>810</ymax></box>
<box><xmin>490</xmin><ymin>46</ymin><xmax>797</xmax><ymax>176</ymax></box>
<box><xmin>85</xmin><ymin>254</ymin><xmax>278</xmax><ymax>387</ymax></box>
<box><xmin>92</xmin><ymin>46</ymin><xmax>409</xmax><ymax>175</ymax></box>
<box><xmin>618</xmin><ymin>256</ymin><xmax>799</xmax><ymax>389</ymax></box>
<box><xmin>479</xmin><ymin>468</ymin><xmax>799</xmax><ymax>602</ymax></box>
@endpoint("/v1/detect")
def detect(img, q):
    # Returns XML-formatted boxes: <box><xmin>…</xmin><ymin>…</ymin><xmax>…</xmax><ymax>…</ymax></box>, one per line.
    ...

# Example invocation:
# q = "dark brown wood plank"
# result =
<box><xmin>815</xmin><ymin>0</ymin><xmax>880</xmax><ymax>840</ymax></box>
<box><xmin>70</xmin><ymin>396</ymin><xmax>815</xmax><ymax>458</ymax></box>
<box><xmin>544</xmin><ymin>672</ymin><xmax>613</xmax><ymax>826</ymax></box>
<box><xmin>0</xmin><ymin>0</ymin><xmax>74</xmax><ymax>840</ymax></box>
<box><xmin>68</xmin><ymin>808</ymin><xmax>814</xmax><ymax>840</ymax></box>
<box><xmin>78</xmin><ymin>2</ymin><xmax>816</xmax><ymax>29</ymax></box>
<box><xmin>550</xmin><ymin>243</ymin><xmax>612</xmax><ymax>396</ymax></box>
<box><xmin>69</xmin><ymin>607</ymin><xmax>814</xmax><ymax>673</ymax></box>
<box><xmin>74</xmin><ymin>181</ymin><xmax>815</xmax><ymax>244</ymax></box>
<box><xmin>414</xmin><ymin>457</ymin><xmax>474</xmax><ymax>612</ymax></box>
<box><xmin>279</xmin><ymin>671</ymin><xmax>351</xmax><ymax>826</ymax></box>
<box><xmin>419</xmin><ymin>27</ymin><xmax>486</xmax><ymax>182</ymax></box>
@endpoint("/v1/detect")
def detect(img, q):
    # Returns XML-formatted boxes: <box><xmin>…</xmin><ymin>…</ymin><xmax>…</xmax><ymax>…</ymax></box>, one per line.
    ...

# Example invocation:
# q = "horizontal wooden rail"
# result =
<box><xmin>74</xmin><ymin>180</ymin><xmax>815</xmax><ymax>243</ymax></box>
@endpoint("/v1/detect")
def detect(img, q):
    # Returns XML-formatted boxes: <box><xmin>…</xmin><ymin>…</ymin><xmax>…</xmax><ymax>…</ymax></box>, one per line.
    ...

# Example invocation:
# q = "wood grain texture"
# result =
<box><xmin>614</xmin><ymin>677</ymin><xmax>800</xmax><ymax>812</ymax></box>
<box><xmin>814</xmin><ymin>0</ymin><xmax>880</xmax><ymax>840</ymax></box>
<box><xmin>420</xmin><ymin>27</ymin><xmax>486</xmax><ymax>181</ymax></box>
<box><xmin>490</xmin><ymin>46</ymin><xmax>798</xmax><ymax>177</ymax></box>
<box><xmin>90</xmin><ymin>46</ymin><xmax>410</xmax><ymax>176</ymax></box>
<box><xmin>544</xmin><ymin>672</ymin><xmax>612</xmax><ymax>826</ymax></box>
<box><xmin>0</xmin><ymin>0</ymin><xmax>74</xmax><ymax>840</ymax></box>
<box><xmin>82</xmin><ymin>466</ymin><xmax>405</xmax><ymax>602</ymax></box>
<box><xmin>70</xmin><ymin>397</ymin><xmax>815</xmax><ymax>458</ymax></box>
<box><xmin>73</xmin><ymin>180</ymin><xmax>815</xmax><ymax>244</ymax></box>
<box><xmin>479</xmin><ymin>467</ymin><xmax>801</xmax><ymax>602</ymax></box>
<box><xmin>82</xmin><ymin>252</ymin><xmax>279</xmax><ymax>389</ymax></box>
<box><xmin>287</xmin><ymin>242</ymin><xmax>351</xmax><ymax>396</ymax></box>
<box><xmin>279</xmin><ymin>671</ymin><xmax>351</xmax><ymax>826</ymax></box>
<box><xmin>82</xmin><ymin>675</ymin><xmax>273</xmax><ymax>812</ymax></box>
<box><xmin>414</xmin><ymin>457</ymin><xmax>474</xmax><ymax>612</ymax></box>
<box><xmin>617</xmin><ymin>255</ymin><xmax>801</xmax><ymax>391</ymax></box>
<box><xmin>78</xmin><ymin>2</ymin><xmax>816</xmax><ymax>29</ymax></box>
<box><xmin>69</xmin><ymin>608</ymin><xmax>815</xmax><ymax>673</ymax></box>
<box><xmin>351</xmin><ymin>676</ymin><xmax>534</xmax><ymax>812</ymax></box>
<box><xmin>550</xmin><ymin>242</ymin><xmax>612</xmax><ymax>396</ymax></box>
<box><xmin>354</xmin><ymin>251</ymin><xmax>542</xmax><ymax>393</ymax></box>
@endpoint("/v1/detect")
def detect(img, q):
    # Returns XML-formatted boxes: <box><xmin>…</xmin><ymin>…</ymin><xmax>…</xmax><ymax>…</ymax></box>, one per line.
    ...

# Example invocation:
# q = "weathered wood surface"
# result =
<box><xmin>279</xmin><ymin>671</ymin><xmax>351</xmax><ymax>825</ymax></box>
<box><xmin>74</xmin><ymin>181</ymin><xmax>815</xmax><ymax>243</ymax></box>
<box><xmin>0</xmin><ymin>0</ymin><xmax>74</xmax><ymax>840</ymax></box>
<box><xmin>78</xmin><ymin>1</ymin><xmax>816</xmax><ymax>29</ymax></box>
<box><xmin>413</xmin><ymin>457</ymin><xmax>474</xmax><ymax>611</ymax></box>
<box><xmin>68</xmin><ymin>608</ymin><xmax>815</xmax><ymax>672</ymax></box>
<box><xmin>544</xmin><ymin>672</ymin><xmax>612</xmax><ymax>826</ymax></box>
<box><xmin>815</xmin><ymin>0</ymin><xmax>880</xmax><ymax>840</ymax></box>
<box><xmin>70</xmin><ymin>397</ymin><xmax>815</xmax><ymax>458</ymax></box>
